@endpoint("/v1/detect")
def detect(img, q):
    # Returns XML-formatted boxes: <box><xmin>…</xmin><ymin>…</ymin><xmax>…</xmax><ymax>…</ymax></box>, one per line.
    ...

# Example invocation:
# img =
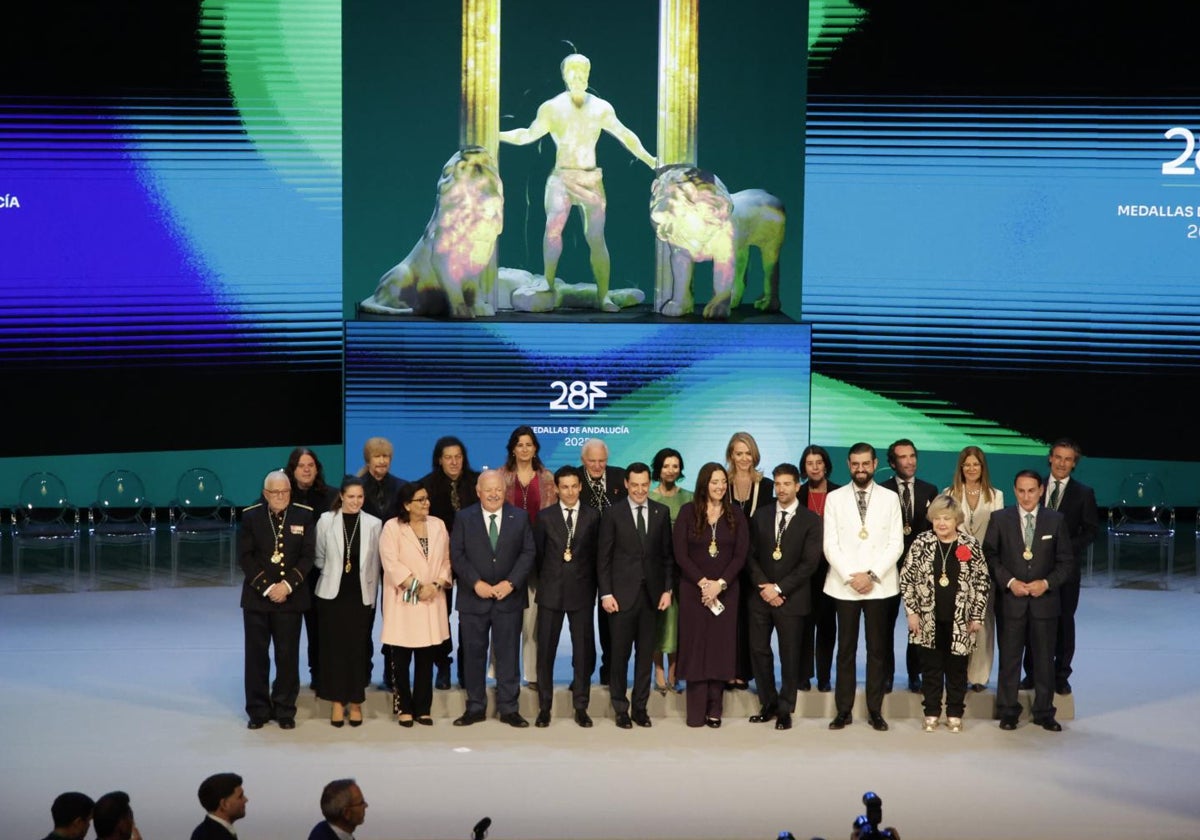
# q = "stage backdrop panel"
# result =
<box><xmin>345</xmin><ymin>321</ymin><xmax>811</xmax><ymax>482</ymax></box>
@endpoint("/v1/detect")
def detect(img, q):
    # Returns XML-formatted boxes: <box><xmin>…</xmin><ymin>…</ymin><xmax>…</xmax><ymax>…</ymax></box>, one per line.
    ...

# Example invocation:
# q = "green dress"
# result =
<box><xmin>650</xmin><ymin>485</ymin><xmax>692</xmax><ymax>653</ymax></box>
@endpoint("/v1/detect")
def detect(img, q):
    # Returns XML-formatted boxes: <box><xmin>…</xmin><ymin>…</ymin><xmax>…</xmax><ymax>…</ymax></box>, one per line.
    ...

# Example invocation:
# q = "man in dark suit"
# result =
<box><xmin>239</xmin><ymin>470</ymin><xmax>315</xmax><ymax>730</ymax></box>
<box><xmin>985</xmin><ymin>469</ymin><xmax>1076</xmax><ymax>731</ymax></box>
<box><xmin>597</xmin><ymin>461</ymin><xmax>674</xmax><ymax>728</ymax></box>
<box><xmin>40</xmin><ymin>792</ymin><xmax>93</xmax><ymax>840</ymax></box>
<box><xmin>880</xmin><ymin>438</ymin><xmax>939</xmax><ymax>694</ymax></box>
<box><xmin>746</xmin><ymin>463</ymin><xmax>824</xmax><ymax>730</ymax></box>
<box><xmin>191</xmin><ymin>773</ymin><xmax>246</xmax><ymax>840</ymax></box>
<box><xmin>532</xmin><ymin>466</ymin><xmax>601</xmax><ymax>727</ymax></box>
<box><xmin>580</xmin><ymin>437</ymin><xmax>627</xmax><ymax>685</ymax></box>
<box><xmin>308</xmin><ymin>779</ymin><xmax>368</xmax><ymax>840</ymax></box>
<box><xmin>450</xmin><ymin>469</ymin><xmax>536</xmax><ymax>727</ymax></box>
<box><xmin>1021</xmin><ymin>438</ymin><xmax>1099</xmax><ymax>695</ymax></box>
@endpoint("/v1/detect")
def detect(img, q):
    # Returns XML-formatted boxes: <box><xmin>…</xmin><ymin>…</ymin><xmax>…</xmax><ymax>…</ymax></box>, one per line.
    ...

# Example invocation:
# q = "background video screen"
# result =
<box><xmin>802</xmin><ymin>2</ymin><xmax>1200</xmax><ymax>461</ymax></box>
<box><xmin>344</xmin><ymin>321</ymin><xmax>811</xmax><ymax>484</ymax></box>
<box><xmin>0</xmin><ymin>1</ymin><xmax>342</xmax><ymax>456</ymax></box>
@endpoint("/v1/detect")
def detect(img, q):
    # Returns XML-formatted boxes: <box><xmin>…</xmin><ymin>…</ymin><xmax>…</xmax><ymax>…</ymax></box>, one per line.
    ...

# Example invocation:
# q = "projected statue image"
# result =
<box><xmin>499</xmin><ymin>53</ymin><xmax>656</xmax><ymax>313</ymax></box>
<box><xmin>361</xmin><ymin>146</ymin><xmax>504</xmax><ymax>319</ymax></box>
<box><xmin>650</xmin><ymin>166</ymin><xmax>787</xmax><ymax>319</ymax></box>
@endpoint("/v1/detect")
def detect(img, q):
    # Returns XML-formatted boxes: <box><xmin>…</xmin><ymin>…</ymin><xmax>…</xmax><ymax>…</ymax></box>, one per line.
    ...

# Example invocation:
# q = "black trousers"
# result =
<box><xmin>748</xmin><ymin>602</ymin><xmax>804</xmax><ymax>713</ymax></box>
<box><xmin>608</xmin><ymin>594</ymin><xmax>656</xmax><ymax>715</ymax></box>
<box><xmin>536</xmin><ymin>604</ymin><xmax>596</xmax><ymax>712</ymax></box>
<box><xmin>243</xmin><ymin>609</ymin><xmax>302</xmax><ymax>721</ymax></box>
<box><xmin>999</xmin><ymin>609</ymin><xmax>1057</xmax><ymax>721</ymax></box>
<box><xmin>919</xmin><ymin>619</ymin><xmax>968</xmax><ymax>718</ymax></box>
<box><xmin>833</xmin><ymin>598</ymin><xmax>890</xmax><ymax>716</ymax></box>
<box><xmin>460</xmin><ymin>607</ymin><xmax>522</xmax><ymax>716</ymax></box>
<box><xmin>801</xmin><ymin>582</ymin><xmax>836</xmax><ymax>685</ymax></box>
<box><xmin>596</xmin><ymin>596</ymin><xmax>611</xmax><ymax>682</ymax></box>
<box><xmin>390</xmin><ymin>645</ymin><xmax>436</xmax><ymax>716</ymax></box>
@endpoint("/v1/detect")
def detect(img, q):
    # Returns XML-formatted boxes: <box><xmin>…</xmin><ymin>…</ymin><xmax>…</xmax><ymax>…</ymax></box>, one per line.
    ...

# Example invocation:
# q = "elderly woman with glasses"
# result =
<box><xmin>379</xmin><ymin>482</ymin><xmax>453</xmax><ymax>726</ymax></box>
<box><xmin>899</xmin><ymin>494</ymin><xmax>991</xmax><ymax>733</ymax></box>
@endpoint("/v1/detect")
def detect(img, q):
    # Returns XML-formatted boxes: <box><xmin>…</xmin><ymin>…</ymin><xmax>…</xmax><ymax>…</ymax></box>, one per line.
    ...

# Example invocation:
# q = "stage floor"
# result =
<box><xmin>2</xmin><ymin>585</ymin><xmax>1197</xmax><ymax>840</ymax></box>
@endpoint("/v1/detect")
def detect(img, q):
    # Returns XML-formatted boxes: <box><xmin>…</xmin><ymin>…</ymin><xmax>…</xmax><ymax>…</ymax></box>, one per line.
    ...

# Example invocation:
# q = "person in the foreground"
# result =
<box><xmin>899</xmin><ymin>495</ymin><xmax>990</xmax><ymax>733</ymax></box>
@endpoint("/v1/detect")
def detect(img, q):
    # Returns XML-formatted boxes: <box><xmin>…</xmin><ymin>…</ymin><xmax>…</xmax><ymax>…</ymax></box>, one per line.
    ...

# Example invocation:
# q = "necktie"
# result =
<box><xmin>636</xmin><ymin>504</ymin><xmax>647</xmax><ymax>539</ymax></box>
<box><xmin>901</xmin><ymin>481</ymin><xmax>912</xmax><ymax>521</ymax></box>
<box><xmin>777</xmin><ymin>510</ymin><xmax>789</xmax><ymax>541</ymax></box>
<box><xmin>488</xmin><ymin>513</ymin><xmax>498</xmax><ymax>550</ymax></box>
<box><xmin>1023</xmin><ymin>512</ymin><xmax>1035</xmax><ymax>551</ymax></box>
<box><xmin>856</xmin><ymin>490</ymin><xmax>867</xmax><ymax>518</ymax></box>
<box><xmin>565</xmin><ymin>507</ymin><xmax>575</xmax><ymax>530</ymax></box>
<box><xmin>450</xmin><ymin>480</ymin><xmax>460</xmax><ymax>511</ymax></box>
<box><xmin>1050</xmin><ymin>480</ymin><xmax>1061</xmax><ymax>510</ymax></box>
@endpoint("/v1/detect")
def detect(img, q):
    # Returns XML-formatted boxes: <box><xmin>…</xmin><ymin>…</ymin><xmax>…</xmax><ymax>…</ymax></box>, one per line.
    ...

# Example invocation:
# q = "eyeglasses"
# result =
<box><xmin>411</xmin><ymin>497</ymin><xmax>431</xmax><ymax>504</ymax></box>
<box><xmin>264</xmin><ymin>489</ymin><xmax>290</xmax><ymax>497</ymax></box>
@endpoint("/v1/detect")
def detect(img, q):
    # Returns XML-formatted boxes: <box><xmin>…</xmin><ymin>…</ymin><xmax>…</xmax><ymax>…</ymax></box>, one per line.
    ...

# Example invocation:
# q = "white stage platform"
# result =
<box><xmin>2</xmin><ymin>585</ymin><xmax>1197</xmax><ymax>840</ymax></box>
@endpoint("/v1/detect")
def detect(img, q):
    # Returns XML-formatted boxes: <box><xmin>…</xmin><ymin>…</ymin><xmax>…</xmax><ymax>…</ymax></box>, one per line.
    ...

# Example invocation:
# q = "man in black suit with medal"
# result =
<box><xmin>985</xmin><ymin>469</ymin><xmax>1075</xmax><ymax>731</ymax></box>
<box><xmin>880</xmin><ymin>439</ymin><xmax>938</xmax><ymax>693</ymax></box>
<box><xmin>597</xmin><ymin>462</ymin><xmax>674</xmax><ymax>728</ymax></box>
<box><xmin>580</xmin><ymin>437</ymin><xmax>627</xmax><ymax>685</ymax></box>
<box><xmin>450</xmin><ymin>470</ymin><xmax>536</xmax><ymax>727</ymax></box>
<box><xmin>239</xmin><ymin>470</ymin><xmax>315</xmax><ymax>730</ymax></box>
<box><xmin>1021</xmin><ymin>438</ymin><xmax>1099</xmax><ymax>695</ymax></box>
<box><xmin>532</xmin><ymin>466</ymin><xmax>601</xmax><ymax>727</ymax></box>
<box><xmin>746</xmin><ymin>463</ymin><xmax>824</xmax><ymax>730</ymax></box>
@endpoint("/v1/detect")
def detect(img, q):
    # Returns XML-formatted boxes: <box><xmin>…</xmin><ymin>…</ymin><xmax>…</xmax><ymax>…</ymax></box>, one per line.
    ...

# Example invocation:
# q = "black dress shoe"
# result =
<box><xmin>969</xmin><ymin>682</ymin><xmax>986</xmax><ymax>693</ymax></box>
<box><xmin>817</xmin><ymin>681</ymin><xmax>832</xmax><ymax>693</ymax></box>
<box><xmin>615</xmin><ymin>712</ymin><xmax>633</xmax><ymax>729</ymax></box>
<box><xmin>704</xmin><ymin>717</ymin><xmax>722</xmax><ymax>728</ymax></box>
<box><xmin>247</xmin><ymin>718</ymin><xmax>268</xmax><ymax>730</ymax></box>
<box><xmin>908</xmin><ymin>677</ymin><xmax>922</xmax><ymax>693</ymax></box>
<box><xmin>749</xmin><ymin>707</ymin><xmax>777</xmax><ymax>723</ymax></box>
<box><xmin>1056</xmin><ymin>680</ymin><xmax>1072</xmax><ymax>695</ymax></box>
<box><xmin>525</xmin><ymin>681</ymin><xmax>539</xmax><ymax>692</ymax></box>
<box><xmin>1019</xmin><ymin>676</ymin><xmax>1035</xmax><ymax>690</ymax></box>
<box><xmin>416</xmin><ymin>716</ymin><xmax>433</xmax><ymax>726</ymax></box>
<box><xmin>798</xmin><ymin>680</ymin><xmax>811</xmax><ymax>692</ymax></box>
<box><xmin>574</xmin><ymin>709</ymin><xmax>593</xmax><ymax>728</ymax></box>
<box><xmin>828</xmin><ymin>712</ymin><xmax>852</xmax><ymax>730</ymax></box>
<box><xmin>999</xmin><ymin>716</ymin><xmax>1018</xmax><ymax>731</ymax></box>
<box><xmin>775</xmin><ymin>712</ymin><xmax>793</xmax><ymax>730</ymax></box>
<box><xmin>453</xmin><ymin>710</ymin><xmax>486</xmax><ymax>727</ymax></box>
<box><xmin>277</xmin><ymin>717</ymin><xmax>296</xmax><ymax>730</ymax></box>
<box><xmin>632</xmin><ymin>711</ymin><xmax>652</xmax><ymax>728</ymax></box>
<box><xmin>1037</xmin><ymin>717</ymin><xmax>1063</xmax><ymax>732</ymax></box>
<box><xmin>397</xmin><ymin>717</ymin><xmax>414</xmax><ymax>728</ymax></box>
<box><xmin>435</xmin><ymin>669</ymin><xmax>451</xmax><ymax>691</ymax></box>
<box><xmin>534</xmin><ymin>710</ymin><xmax>551</xmax><ymax>728</ymax></box>
<box><xmin>868</xmin><ymin>713</ymin><xmax>889</xmax><ymax>732</ymax></box>
<box><xmin>499</xmin><ymin>712</ymin><xmax>529</xmax><ymax>728</ymax></box>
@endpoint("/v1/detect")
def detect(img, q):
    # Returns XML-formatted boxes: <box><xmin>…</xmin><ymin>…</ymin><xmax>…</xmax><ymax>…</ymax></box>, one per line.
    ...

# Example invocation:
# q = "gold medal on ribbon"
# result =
<box><xmin>903</xmin><ymin>524</ymin><xmax>912</xmax><ymax>536</ymax></box>
<box><xmin>772</xmin><ymin>547</ymin><xmax>782</xmax><ymax>561</ymax></box>
<box><xmin>708</xmin><ymin>540</ymin><xmax>719</xmax><ymax>557</ymax></box>
<box><xmin>939</xmin><ymin>574</ymin><xmax>950</xmax><ymax>587</ymax></box>
<box><xmin>858</xmin><ymin>528</ymin><xmax>869</xmax><ymax>540</ymax></box>
<box><xmin>270</xmin><ymin>551</ymin><xmax>283</xmax><ymax>565</ymax></box>
<box><xmin>1022</xmin><ymin>549</ymin><xmax>1033</xmax><ymax>560</ymax></box>
<box><xmin>563</xmin><ymin>548</ymin><xmax>573</xmax><ymax>562</ymax></box>
<box><xmin>344</xmin><ymin>560</ymin><xmax>352</xmax><ymax>574</ymax></box>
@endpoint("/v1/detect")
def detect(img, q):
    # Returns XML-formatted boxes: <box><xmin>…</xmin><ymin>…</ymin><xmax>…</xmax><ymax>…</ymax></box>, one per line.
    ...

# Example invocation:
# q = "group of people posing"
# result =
<box><xmin>238</xmin><ymin>431</ymin><xmax>1097</xmax><ymax>735</ymax></box>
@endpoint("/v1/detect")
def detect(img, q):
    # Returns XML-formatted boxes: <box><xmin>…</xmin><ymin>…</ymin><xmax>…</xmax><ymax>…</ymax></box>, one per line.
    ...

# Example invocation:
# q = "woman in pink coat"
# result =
<box><xmin>380</xmin><ymin>482</ymin><xmax>453</xmax><ymax>726</ymax></box>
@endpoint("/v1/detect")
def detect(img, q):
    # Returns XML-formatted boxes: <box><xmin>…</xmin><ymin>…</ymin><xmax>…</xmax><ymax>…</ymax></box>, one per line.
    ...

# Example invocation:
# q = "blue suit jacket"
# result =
<box><xmin>307</xmin><ymin>821</ymin><xmax>339</xmax><ymax>840</ymax></box>
<box><xmin>450</xmin><ymin>502</ymin><xmax>535</xmax><ymax>615</ymax></box>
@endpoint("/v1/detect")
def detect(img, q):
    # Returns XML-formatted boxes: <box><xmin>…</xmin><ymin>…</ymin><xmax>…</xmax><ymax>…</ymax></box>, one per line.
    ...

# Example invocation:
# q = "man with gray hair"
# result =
<box><xmin>239</xmin><ymin>469</ymin><xmax>316</xmax><ymax>729</ymax></box>
<box><xmin>308</xmin><ymin>779</ymin><xmax>368</xmax><ymax>840</ymax></box>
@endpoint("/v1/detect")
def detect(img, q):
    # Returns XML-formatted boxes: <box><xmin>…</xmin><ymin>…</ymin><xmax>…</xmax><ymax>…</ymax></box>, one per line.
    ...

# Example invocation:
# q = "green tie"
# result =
<box><xmin>1049</xmin><ymin>480</ymin><xmax>1061</xmax><ymax>510</ymax></box>
<box><xmin>1023</xmin><ymin>512</ymin><xmax>1035</xmax><ymax>552</ymax></box>
<box><xmin>488</xmin><ymin>513</ymin><xmax>498</xmax><ymax>550</ymax></box>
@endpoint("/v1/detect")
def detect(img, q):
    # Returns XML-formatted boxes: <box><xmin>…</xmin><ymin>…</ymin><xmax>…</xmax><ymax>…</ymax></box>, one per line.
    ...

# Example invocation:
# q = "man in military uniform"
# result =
<box><xmin>240</xmin><ymin>469</ymin><xmax>316</xmax><ymax>729</ymax></box>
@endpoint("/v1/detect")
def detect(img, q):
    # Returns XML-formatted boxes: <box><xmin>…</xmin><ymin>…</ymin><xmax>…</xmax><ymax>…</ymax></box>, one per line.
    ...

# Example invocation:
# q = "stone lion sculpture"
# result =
<box><xmin>650</xmin><ymin>165</ymin><xmax>786</xmax><ymax>318</ymax></box>
<box><xmin>360</xmin><ymin>146</ymin><xmax>504</xmax><ymax>318</ymax></box>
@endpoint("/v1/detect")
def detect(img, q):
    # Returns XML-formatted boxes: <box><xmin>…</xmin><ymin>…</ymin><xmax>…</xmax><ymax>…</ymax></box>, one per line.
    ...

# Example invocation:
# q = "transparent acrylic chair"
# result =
<box><xmin>169</xmin><ymin>467</ymin><xmax>237</xmax><ymax>585</ymax></box>
<box><xmin>1106</xmin><ymin>473</ymin><xmax>1174</xmax><ymax>589</ymax></box>
<box><xmin>89</xmin><ymin>469</ymin><xmax>157</xmax><ymax>588</ymax></box>
<box><xmin>12</xmin><ymin>472</ymin><xmax>82</xmax><ymax>592</ymax></box>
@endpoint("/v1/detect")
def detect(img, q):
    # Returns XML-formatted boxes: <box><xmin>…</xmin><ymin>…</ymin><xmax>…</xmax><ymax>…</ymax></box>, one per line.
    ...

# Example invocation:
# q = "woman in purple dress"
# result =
<box><xmin>673</xmin><ymin>462</ymin><xmax>749</xmax><ymax>727</ymax></box>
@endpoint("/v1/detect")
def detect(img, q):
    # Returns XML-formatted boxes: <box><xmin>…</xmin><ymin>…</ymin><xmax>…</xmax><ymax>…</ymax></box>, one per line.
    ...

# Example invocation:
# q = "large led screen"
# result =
<box><xmin>803</xmin><ymin>3</ymin><xmax>1200</xmax><ymax>461</ymax></box>
<box><xmin>0</xmin><ymin>1</ymin><xmax>342</xmax><ymax>456</ymax></box>
<box><xmin>345</xmin><ymin>320</ymin><xmax>811</xmax><ymax>482</ymax></box>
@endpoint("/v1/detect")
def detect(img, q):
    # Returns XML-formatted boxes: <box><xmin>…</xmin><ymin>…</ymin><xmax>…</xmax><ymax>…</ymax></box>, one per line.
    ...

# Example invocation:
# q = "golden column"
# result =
<box><xmin>461</xmin><ymin>0</ymin><xmax>501</xmax><ymax>309</ymax></box>
<box><xmin>655</xmin><ymin>0</ymin><xmax>699</xmax><ymax>312</ymax></box>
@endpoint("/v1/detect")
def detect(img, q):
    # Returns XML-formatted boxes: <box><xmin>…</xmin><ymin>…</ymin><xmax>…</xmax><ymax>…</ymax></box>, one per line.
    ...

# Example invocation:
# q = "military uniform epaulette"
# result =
<box><xmin>243</xmin><ymin>502</ymin><xmax>263</xmax><ymax>512</ymax></box>
<box><xmin>292</xmin><ymin>502</ymin><xmax>313</xmax><ymax>511</ymax></box>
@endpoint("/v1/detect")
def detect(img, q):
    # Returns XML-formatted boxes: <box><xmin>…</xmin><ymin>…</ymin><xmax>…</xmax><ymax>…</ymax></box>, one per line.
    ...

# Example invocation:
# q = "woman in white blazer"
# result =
<box><xmin>314</xmin><ymin>476</ymin><xmax>382</xmax><ymax>727</ymax></box>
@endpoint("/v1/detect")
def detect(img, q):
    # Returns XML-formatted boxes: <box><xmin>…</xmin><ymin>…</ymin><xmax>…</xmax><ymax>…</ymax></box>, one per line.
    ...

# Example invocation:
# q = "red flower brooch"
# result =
<box><xmin>955</xmin><ymin>545</ymin><xmax>972</xmax><ymax>563</ymax></box>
